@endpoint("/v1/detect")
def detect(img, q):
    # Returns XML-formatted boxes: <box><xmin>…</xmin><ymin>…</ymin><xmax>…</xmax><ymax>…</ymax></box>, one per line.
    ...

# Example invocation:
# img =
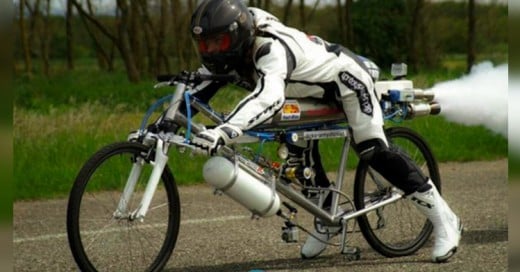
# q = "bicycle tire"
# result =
<box><xmin>67</xmin><ymin>141</ymin><xmax>180</xmax><ymax>272</ymax></box>
<box><xmin>353</xmin><ymin>126</ymin><xmax>441</xmax><ymax>257</ymax></box>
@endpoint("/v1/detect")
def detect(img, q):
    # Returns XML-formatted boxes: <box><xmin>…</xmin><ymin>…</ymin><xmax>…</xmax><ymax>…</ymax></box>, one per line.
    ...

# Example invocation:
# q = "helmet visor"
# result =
<box><xmin>197</xmin><ymin>33</ymin><xmax>232</xmax><ymax>54</ymax></box>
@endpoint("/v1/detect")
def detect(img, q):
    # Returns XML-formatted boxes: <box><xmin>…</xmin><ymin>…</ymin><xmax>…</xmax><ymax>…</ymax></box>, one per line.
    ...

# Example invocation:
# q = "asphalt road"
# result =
<box><xmin>13</xmin><ymin>159</ymin><xmax>508</xmax><ymax>272</ymax></box>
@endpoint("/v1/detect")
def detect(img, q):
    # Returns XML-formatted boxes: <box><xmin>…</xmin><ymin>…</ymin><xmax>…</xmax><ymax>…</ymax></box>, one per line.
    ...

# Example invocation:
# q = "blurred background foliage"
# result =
<box><xmin>13</xmin><ymin>0</ymin><xmax>507</xmax><ymax>84</ymax></box>
<box><xmin>12</xmin><ymin>0</ymin><xmax>508</xmax><ymax>200</ymax></box>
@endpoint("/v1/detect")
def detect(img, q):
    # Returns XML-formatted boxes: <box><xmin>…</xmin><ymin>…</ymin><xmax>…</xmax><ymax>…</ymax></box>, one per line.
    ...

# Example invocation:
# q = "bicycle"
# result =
<box><xmin>66</xmin><ymin>65</ymin><xmax>442</xmax><ymax>271</ymax></box>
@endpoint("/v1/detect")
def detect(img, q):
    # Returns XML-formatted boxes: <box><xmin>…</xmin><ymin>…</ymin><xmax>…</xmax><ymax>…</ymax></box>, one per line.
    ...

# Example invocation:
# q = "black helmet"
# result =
<box><xmin>190</xmin><ymin>0</ymin><xmax>254</xmax><ymax>73</ymax></box>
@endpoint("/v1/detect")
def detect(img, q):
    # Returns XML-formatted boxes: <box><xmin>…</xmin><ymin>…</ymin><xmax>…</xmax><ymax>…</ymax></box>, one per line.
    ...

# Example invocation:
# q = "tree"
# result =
<box><xmin>115</xmin><ymin>0</ymin><xmax>141</xmax><ymax>82</ymax></box>
<box><xmin>157</xmin><ymin>0</ymin><xmax>171</xmax><ymax>74</ymax></box>
<box><xmin>282</xmin><ymin>0</ymin><xmax>293</xmax><ymax>25</ymax></box>
<box><xmin>136</xmin><ymin>0</ymin><xmax>171</xmax><ymax>76</ymax></box>
<box><xmin>39</xmin><ymin>0</ymin><xmax>52</xmax><ymax>76</ymax></box>
<box><xmin>344</xmin><ymin>0</ymin><xmax>354</xmax><ymax>47</ymax></box>
<box><xmin>18</xmin><ymin>0</ymin><xmax>32</xmax><ymax>77</ymax></box>
<box><xmin>74</xmin><ymin>0</ymin><xmax>114</xmax><ymax>71</ymax></box>
<box><xmin>306</xmin><ymin>0</ymin><xmax>321</xmax><ymax>29</ymax></box>
<box><xmin>66</xmin><ymin>0</ymin><xmax>74</xmax><ymax>70</ymax></box>
<box><xmin>72</xmin><ymin>0</ymin><xmax>141</xmax><ymax>82</ymax></box>
<box><xmin>407</xmin><ymin>0</ymin><xmax>424</xmax><ymax>70</ymax></box>
<box><xmin>352</xmin><ymin>0</ymin><xmax>409</xmax><ymax>68</ymax></box>
<box><xmin>264</xmin><ymin>0</ymin><xmax>271</xmax><ymax>12</ymax></box>
<box><xmin>129</xmin><ymin>0</ymin><xmax>145</xmax><ymax>74</ymax></box>
<box><xmin>172</xmin><ymin>0</ymin><xmax>198</xmax><ymax>70</ymax></box>
<box><xmin>467</xmin><ymin>0</ymin><xmax>476</xmax><ymax>73</ymax></box>
<box><xmin>299</xmin><ymin>0</ymin><xmax>306</xmax><ymax>30</ymax></box>
<box><xmin>336</xmin><ymin>0</ymin><xmax>345</xmax><ymax>44</ymax></box>
<box><xmin>23</xmin><ymin>0</ymin><xmax>52</xmax><ymax>76</ymax></box>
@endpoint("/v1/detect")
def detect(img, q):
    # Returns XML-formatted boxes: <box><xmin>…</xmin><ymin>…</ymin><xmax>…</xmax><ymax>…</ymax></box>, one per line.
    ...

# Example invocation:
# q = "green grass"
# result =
<box><xmin>13</xmin><ymin>103</ymin><xmax>507</xmax><ymax>200</ymax></box>
<box><xmin>13</xmin><ymin>104</ymin><xmax>140</xmax><ymax>199</ymax></box>
<box><xmin>15</xmin><ymin>59</ymin><xmax>170</xmax><ymax>113</ymax></box>
<box><xmin>391</xmin><ymin>116</ymin><xmax>507</xmax><ymax>162</ymax></box>
<box><xmin>13</xmin><ymin>56</ymin><xmax>508</xmax><ymax>200</ymax></box>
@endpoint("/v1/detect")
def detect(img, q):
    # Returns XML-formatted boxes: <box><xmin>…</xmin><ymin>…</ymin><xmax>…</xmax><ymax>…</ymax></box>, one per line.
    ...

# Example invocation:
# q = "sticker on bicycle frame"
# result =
<box><xmin>281</xmin><ymin>100</ymin><xmax>301</xmax><ymax>121</ymax></box>
<box><xmin>303</xmin><ymin>129</ymin><xmax>348</xmax><ymax>140</ymax></box>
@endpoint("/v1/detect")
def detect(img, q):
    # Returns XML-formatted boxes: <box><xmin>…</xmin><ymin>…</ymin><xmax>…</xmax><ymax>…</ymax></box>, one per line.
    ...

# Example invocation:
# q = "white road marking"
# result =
<box><xmin>13</xmin><ymin>215</ymin><xmax>249</xmax><ymax>244</ymax></box>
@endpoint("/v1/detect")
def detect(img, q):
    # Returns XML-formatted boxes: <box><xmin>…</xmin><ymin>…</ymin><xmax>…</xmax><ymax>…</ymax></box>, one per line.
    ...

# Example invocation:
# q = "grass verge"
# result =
<box><xmin>14</xmin><ymin>103</ymin><xmax>506</xmax><ymax>200</ymax></box>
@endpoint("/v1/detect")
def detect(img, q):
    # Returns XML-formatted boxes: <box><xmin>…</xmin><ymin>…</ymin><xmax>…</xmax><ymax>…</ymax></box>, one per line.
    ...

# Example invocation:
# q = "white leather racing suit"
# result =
<box><xmin>222</xmin><ymin>7</ymin><xmax>386</xmax><ymax>145</ymax></box>
<box><xmin>190</xmin><ymin>7</ymin><xmax>429</xmax><ymax>197</ymax></box>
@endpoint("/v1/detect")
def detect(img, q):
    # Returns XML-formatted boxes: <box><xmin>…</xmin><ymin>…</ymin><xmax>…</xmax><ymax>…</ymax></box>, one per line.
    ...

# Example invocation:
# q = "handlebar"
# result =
<box><xmin>156</xmin><ymin>71</ymin><xmax>239</xmax><ymax>85</ymax></box>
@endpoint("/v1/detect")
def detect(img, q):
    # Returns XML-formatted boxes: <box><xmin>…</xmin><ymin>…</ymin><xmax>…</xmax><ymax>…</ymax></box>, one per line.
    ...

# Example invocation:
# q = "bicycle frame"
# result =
<box><xmin>123</xmin><ymin>72</ymin><xmax>438</xmax><ymax>228</ymax></box>
<box><xmin>66</xmin><ymin>70</ymin><xmax>444</xmax><ymax>272</ymax></box>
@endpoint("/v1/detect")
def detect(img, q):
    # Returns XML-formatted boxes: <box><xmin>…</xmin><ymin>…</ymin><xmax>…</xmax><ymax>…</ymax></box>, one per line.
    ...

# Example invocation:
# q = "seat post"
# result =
<box><xmin>330</xmin><ymin>134</ymin><xmax>351</xmax><ymax>217</ymax></box>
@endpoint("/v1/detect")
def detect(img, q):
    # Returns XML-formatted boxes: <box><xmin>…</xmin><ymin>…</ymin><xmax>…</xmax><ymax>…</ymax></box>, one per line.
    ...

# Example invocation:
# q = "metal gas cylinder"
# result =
<box><xmin>203</xmin><ymin>156</ymin><xmax>281</xmax><ymax>217</ymax></box>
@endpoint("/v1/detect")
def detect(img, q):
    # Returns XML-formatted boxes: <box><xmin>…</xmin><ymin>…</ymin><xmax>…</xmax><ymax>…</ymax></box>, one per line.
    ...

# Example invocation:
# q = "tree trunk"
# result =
<box><xmin>307</xmin><ymin>0</ymin><xmax>321</xmax><ymax>28</ymax></box>
<box><xmin>171</xmin><ymin>0</ymin><xmax>185</xmax><ymax>69</ymax></box>
<box><xmin>137</xmin><ymin>0</ymin><xmax>165</xmax><ymax>76</ymax></box>
<box><xmin>72</xmin><ymin>0</ymin><xmax>140</xmax><ymax>82</ymax></box>
<box><xmin>282</xmin><ymin>0</ymin><xmax>293</xmax><ymax>25</ymax></box>
<box><xmin>25</xmin><ymin>0</ymin><xmax>40</xmax><ymax>60</ymax></box>
<box><xmin>129</xmin><ymin>1</ymin><xmax>145</xmax><ymax>75</ymax></box>
<box><xmin>168</xmin><ymin>0</ymin><xmax>197</xmax><ymax>70</ymax></box>
<box><xmin>299</xmin><ymin>0</ymin><xmax>305</xmax><ymax>30</ymax></box>
<box><xmin>78</xmin><ymin>0</ymin><xmax>113</xmax><ymax>71</ymax></box>
<box><xmin>117</xmin><ymin>0</ymin><xmax>141</xmax><ymax>82</ymax></box>
<box><xmin>408</xmin><ymin>0</ymin><xmax>424</xmax><ymax>70</ymax></box>
<box><xmin>345</xmin><ymin>0</ymin><xmax>354</xmax><ymax>47</ymax></box>
<box><xmin>263</xmin><ymin>0</ymin><xmax>271</xmax><ymax>12</ymax></box>
<box><xmin>467</xmin><ymin>0</ymin><xmax>476</xmax><ymax>74</ymax></box>
<box><xmin>158</xmin><ymin>0</ymin><xmax>171</xmax><ymax>74</ymax></box>
<box><xmin>26</xmin><ymin>0</ymin><xmax>48</xmax><ymax>75</ymax></box>
<box><xmin>19</xmin><ymin>0</ymin><xmax>32</xmax><ymax>77</ymax></box>
<box><xmin>188</xmin><ymin>0</ymin><xmax>198</xmax><ymax>68</ymax></box>
<box><xmin>65</xmin><ymin>0</ymin><xmax>74</xmax><ymax>70</ymax></box>
<box><xmin>336</xmin><ymin>0</ymin><xmax>345</xmax><ymax>44</ymax></box>
<box><xmin>40</xmin><ymin>0</ymin><xmax>51</xmax><ymax>76</ymax></box>
<box><xmin>86</xmin><ymin>0</ymin><xmax>106</xmax><ymax>70</ymax></box>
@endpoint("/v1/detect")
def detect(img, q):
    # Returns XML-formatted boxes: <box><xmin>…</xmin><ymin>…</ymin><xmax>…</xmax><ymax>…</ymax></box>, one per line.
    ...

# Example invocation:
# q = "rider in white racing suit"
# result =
<box><xmin>188</xmin><ymin>0</ymin><xmax>462</xmax><ymax>262</ymax></box>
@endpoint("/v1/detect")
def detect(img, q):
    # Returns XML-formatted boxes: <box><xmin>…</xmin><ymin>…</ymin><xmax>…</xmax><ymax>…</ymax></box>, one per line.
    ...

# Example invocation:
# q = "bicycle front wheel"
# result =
<box><xmin>67</xmin><ymin>142</ymin><xmax>180</xmax><ymax>271</ymax></box>
<box><xmin>354</xmin><ymin>126</ymin><xmax>440</xmax><ymax>257</ymax></box>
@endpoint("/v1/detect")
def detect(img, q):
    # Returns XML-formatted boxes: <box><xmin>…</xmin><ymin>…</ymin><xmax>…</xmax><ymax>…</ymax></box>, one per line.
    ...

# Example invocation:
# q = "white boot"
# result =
<box><xmin>300</xmin><ymin>221</ymin><xmax>341</xmax><ymax>259</ymax></box>
<box><xmin>409</xmin><ymin>180</ymin><xmax>462</xmax><ymax>263</ymax></box>
<box><xmin>301</xmin><ymin>190</ymin><xmax>343</xmax><ymax>259</ymax></box>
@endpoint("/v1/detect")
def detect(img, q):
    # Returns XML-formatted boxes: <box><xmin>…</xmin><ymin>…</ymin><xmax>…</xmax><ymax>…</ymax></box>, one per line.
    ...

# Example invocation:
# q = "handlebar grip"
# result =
<box><xmin>156</xmin><ymin>72</ymin><xmax>238</xmax><ymax>84</ymax></box>
<box><xmin>157</xmin><ymin>73</ymin><xmax>238</xmax><ymax>82</ymax></box>
<box><xmin>200</xmin><ymin>74</ymin><xmax>238</xmax><ymax>82</ymax></box>
<box><xmin>156</xmin><ymin>74</ymin><xmax>175</xmax><ymax>82</ymax></box>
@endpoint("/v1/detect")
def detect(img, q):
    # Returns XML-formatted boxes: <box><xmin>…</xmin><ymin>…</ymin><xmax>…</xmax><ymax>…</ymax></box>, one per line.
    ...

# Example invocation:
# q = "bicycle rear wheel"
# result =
<box><xmin>354</xmin><ymin>126</ymin><xmax>440</xmax><ymax>257</ymax></box>
<box><xmin>67</xmin><ymin>142</ymin><xmax>180</xmax><ymax>271</ymax></box>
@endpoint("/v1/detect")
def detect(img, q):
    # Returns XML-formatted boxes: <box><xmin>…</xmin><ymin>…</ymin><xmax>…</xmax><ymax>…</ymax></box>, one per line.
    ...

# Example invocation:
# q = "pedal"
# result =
<box><xmin>281</xmin><ymin>221</ymin><xmax>299</xmax><ymax>243</ymax></box>
<box><xmin>280</xmin><ymin>202</ymin><xmax>299</xmax><ymax>243</ymax></box>
<box><xmin>342</xmin><ymin>246</ymin><xmax>361</xmax><ymax>261</ymax></box>
<box><xmin>376</xmin><ymin>208</ymin><xmax>386</xmax><ymax>229</ymax></box>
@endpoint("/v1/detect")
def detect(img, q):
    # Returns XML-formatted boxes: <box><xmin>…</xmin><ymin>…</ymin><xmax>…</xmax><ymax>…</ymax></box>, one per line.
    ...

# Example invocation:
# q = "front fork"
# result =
<box><xmin>113</xmin><ymin>139</ymin><xmax>169</xmax><ymax>221</ymax></box>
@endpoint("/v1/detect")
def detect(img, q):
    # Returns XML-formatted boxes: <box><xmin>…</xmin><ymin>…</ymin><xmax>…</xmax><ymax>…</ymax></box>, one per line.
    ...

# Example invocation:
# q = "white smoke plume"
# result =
<box><xmin>428</xmin><ymin>61</ymin><xmax>508</xmax><ymax>137</ymax></box>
